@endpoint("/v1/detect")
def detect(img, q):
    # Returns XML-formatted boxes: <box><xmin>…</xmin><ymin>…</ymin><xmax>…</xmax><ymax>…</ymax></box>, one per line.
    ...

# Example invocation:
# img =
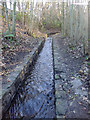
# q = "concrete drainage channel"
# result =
<box><xmin>2</xmin><ymin>37</ymin><xmax>56</xmax><ymax>119</ymax></box>
<box><xmin>1</xmin><ymin>38</ymin><xmax>45</xmax><ymax>117</ymax></box>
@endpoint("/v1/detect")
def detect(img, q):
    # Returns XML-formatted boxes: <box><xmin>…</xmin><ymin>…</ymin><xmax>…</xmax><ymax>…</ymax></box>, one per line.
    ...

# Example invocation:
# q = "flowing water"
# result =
<box><xmin>3</xmin><ymin>37</ymin><xmax>55</xmax><ymax>119</ymax></box>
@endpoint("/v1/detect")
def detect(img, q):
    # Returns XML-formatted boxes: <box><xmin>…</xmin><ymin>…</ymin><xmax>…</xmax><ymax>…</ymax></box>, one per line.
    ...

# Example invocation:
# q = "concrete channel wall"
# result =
<box><xmin>1</xmin><ymin>38</ymin><xmax>45</xmax><ymax>117</ymax></box>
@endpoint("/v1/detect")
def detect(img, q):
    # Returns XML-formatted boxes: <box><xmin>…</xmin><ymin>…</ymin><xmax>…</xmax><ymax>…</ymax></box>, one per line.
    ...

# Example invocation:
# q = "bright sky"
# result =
<box><xmin>0</xmin><ymin>0</ymin><xmax>89</xmax><ymax>2</ymax></box>
<box><xmin>0</xmin><ymin>0</ymin><xmax>89</xmax><ymax>9</ymax></box>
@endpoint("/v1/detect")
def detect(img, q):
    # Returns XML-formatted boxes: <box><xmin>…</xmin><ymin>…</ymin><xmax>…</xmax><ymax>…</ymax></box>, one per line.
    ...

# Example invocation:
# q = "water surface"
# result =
<box><xmin>4</xmin><ymin>37</ymin><xmax>55</xmax><ymax>119</ymax></box>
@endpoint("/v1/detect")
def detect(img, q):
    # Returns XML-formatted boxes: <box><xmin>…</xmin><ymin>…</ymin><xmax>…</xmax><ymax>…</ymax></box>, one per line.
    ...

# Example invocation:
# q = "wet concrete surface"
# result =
<box><xmin>3</xmin><ymin>37</ymin><xmax>55</xmax><ymax>119</ymax></box>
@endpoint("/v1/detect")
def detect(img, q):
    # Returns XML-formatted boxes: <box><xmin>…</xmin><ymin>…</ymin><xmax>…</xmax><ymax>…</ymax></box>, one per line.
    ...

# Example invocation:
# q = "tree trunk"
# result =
<box><xmin>10</xmin><ymin>0</ymin><xmax>12</xmax><ymax>21</ymax></box>
<box><xmin>4</xmin><ymin>1</ymin><xmax>10</xmax><ymax>33</ymax></box>
<box><xmin>12</xmin><ymin>0</ymin><xmax>16</xmax><ymax>35</ymax></box>
<box><xmin>62</xmin><ymin>1</ymin><xmax>64</xmax><ymax>35</ymax></box>
<box><xmin>17</xmin><ymin>0</ymin><xmax>20</xmax><ymax>12</ymax></box>
<box><xmin>2</xmin><ymin>2</ymin><xmax>5</xmax><ymax>35</ymax></box>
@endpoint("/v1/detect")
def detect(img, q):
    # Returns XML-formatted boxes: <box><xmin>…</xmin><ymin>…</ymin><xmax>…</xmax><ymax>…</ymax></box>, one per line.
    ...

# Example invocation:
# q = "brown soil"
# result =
<box><xmin>1</xmin><ymin>21</ymin><xmax>46</xmax><ymax>78</ymax></box>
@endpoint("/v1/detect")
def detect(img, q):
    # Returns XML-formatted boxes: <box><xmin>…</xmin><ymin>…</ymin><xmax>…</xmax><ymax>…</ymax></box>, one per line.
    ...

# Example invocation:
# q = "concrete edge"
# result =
<box><xmin>1</xmin><ymin>38</ymin><xmax>45</xmax><ymax>115</ymax></box>
<box><xmin>52</xmin><ymin>37</ymin><xmax>56</xmax><ymax>118</ymax></box>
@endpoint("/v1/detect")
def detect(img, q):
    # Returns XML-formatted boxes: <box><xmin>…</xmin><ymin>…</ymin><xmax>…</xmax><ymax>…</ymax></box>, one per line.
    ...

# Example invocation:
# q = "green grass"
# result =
<box><xmin>4</xmin><ymin>34</ymin><xmax>14</xmax><ymax>38</ymax></box>
<box><xmin>87</xmin><ymin>62</ymin><xmax>90</xmax><ymax>66</ymax></box>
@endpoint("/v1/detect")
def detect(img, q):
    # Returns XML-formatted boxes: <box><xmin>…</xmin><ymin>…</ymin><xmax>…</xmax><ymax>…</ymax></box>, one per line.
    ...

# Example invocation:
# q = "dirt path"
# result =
<box><xmin>52</xmin><ymin>33</ymin><xmax>89</xmax><ymax>119</ymax></box>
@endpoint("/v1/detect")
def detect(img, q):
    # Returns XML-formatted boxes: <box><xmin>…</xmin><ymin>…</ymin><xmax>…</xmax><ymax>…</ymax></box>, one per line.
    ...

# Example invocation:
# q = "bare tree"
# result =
<box><xmin>12</xmin><ymin>0</ymin><xmax>16</xmax><ymax>35</ymax></box>
<box><xmin>4</xmin><ymin>0</ymin><xmax>10</xmax><ymax>33</ymax></box>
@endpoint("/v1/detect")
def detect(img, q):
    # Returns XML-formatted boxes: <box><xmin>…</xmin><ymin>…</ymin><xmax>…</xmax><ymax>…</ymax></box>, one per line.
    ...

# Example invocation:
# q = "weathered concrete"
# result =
<box><xmin>1</xmin><ymin>38</ymin><xmax>45</xmax><ymax>116</ymax></box>
<box><xmin>2</xmin><ymin>37</ymin><xmax>55</xmax><ymax>119</ymax></box>
<box><xmin>1</xmin><ymin>33</ymin><xmax>89</xmax><ymax>119</ymax></box>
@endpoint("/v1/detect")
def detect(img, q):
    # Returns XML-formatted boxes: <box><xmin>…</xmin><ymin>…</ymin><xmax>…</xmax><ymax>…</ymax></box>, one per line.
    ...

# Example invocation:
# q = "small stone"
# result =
<box><xmin>71</xmin><ymin>77</ymin><xmax>75</xmax><ymax>79</ymax></box>
<box><xmin>83</xmin><ymin>96</ymin><xmax>88</xmax><ymax>101</ymax></box>
<box><xmin>73</xmin><ymin>110</ymin><xmax>76</xmax><ymax>113</ymax></box>
<box><xmin>60</xmin><ymin>73</ymin><xmax>66</xmax><ymax>79</ymax></box>
<box><xmin>57</xmin><ymin>115</ymin><xmax>65</xmax><ymax>118</ymax></box>
<box><xmin>81</xmin><ymin>87</ymin><xmax>85</xmax><ymax>91</ymax></box>
<box><xmin>55</xmin><ymin>91</ymin><xmax>67</xmax><ymax>99</ymax></box>
<box><xmin>56</xmin><ymin>99</ymin><xmax>68</xmax><ymax>115</ymax></box>
<box><xmin>79</xmin><ymin>70</ymin><xmax>84</xmax><ymax>74</ymax></box>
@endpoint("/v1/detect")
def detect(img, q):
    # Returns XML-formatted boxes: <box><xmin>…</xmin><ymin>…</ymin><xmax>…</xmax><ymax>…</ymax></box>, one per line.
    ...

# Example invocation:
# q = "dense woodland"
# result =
<box><xmin>0</xmin><ymin>0</ymin><xmax>89</xmax><ymax>61</ymax></box>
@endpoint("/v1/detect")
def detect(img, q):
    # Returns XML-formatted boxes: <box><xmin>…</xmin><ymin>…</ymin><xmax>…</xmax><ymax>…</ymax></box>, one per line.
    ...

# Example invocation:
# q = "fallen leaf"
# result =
<box><xmin>81</xmin><ymin>87</ymin><xmax>85</xmax><ymax>91</ymax></box>
<box><xmin>73</xmin><ymin>110</ymin><xmax>76</xmax><ymax>113</ymax></box>
<box><xmin>83</xmin><ymin>96</ymin><xmax>88</xmax><ymax>101</ymax></box>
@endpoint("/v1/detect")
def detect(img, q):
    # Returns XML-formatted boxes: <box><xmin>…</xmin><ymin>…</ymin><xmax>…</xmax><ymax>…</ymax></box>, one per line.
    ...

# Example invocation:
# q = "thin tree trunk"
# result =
<box><xmin>12</xmin><ymin>0</ymin><xmax>16</xmax><ymax>35</ymax></box>
<box><xmin>22</xmin><ymin>2</ymin><xmax>24</xmax><ymax>26</ymax></box>
<box><xmin>2</xmin><ymin>2</ymin><xmax>5</xmax><ymax>35</ymax></box>
<box><xmin>70</xmin><ymin>0</ymin><xmax>73</xmax><ymax>43</ymax></box>
<box><xmin>17</xmin><ymin>0</ymin><xmax>20</xmax><ymax>12</ymax></box>
<box><xmin>31</xmin><ymin>1</ymin><xmax>34</xmax><ymax>32</ymax></box>
<box><xmin>62</xmin><ymin>1</ymin><xmax>64</xmax><ymax>35</ymax></box>
<box><xmin>4</xmin><ymin>1</ymin><xmax>10</xmax><ymax>33</ymax></box>
<box><xmin>10</xmin><ymin>0</ymin><xmax>12</xmax><ymax>21</ymax></box>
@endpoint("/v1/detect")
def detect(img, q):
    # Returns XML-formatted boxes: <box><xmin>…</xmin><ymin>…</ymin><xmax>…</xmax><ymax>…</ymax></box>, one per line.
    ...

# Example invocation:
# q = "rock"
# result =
<box><xmin>56</xmin><ymin>99</ymin><xmax>68</xmax><ymax>115</ymax></box>
<box><xmin>60</xmin><ymin>73</ymin><xmax>66</xmax><ymax>80</ymax></box>
<box><xmin>55</xmin><ymin>80</ymin><xmax>63</xmax><ymax>90</ymax></box>
<box><xmin>79</xmin><ymin>70</ymin><xmax>84</xmax><ymax>74</ymax></box>
<box><xmin>57</xmin><ymin>115</ymin><xmax>65</xmax><ymax>118</ymax></box>
<box><xmin>71</xmin><ymin>78</ymin><xmax>82</xmax><ymax>89</ymax></box>
<box><xmin>55</xmin><ymin>90</ymin><xmax>67</xmax><ymax>99</ymax></box>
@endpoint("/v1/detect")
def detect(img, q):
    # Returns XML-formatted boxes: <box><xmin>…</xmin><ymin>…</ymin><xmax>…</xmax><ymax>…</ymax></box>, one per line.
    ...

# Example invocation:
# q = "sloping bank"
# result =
<box><xmin>1</xmin><ymin>37</ymin><xmax>45</xmax><ymax>116</ymax></box>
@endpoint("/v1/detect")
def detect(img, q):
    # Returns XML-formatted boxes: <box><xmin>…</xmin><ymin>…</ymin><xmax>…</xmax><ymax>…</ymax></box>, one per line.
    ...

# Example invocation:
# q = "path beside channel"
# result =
<box><xmin>52</xmin><ymin>33</ymin><xmax>89</xmax><ymax>119</ymax></box>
